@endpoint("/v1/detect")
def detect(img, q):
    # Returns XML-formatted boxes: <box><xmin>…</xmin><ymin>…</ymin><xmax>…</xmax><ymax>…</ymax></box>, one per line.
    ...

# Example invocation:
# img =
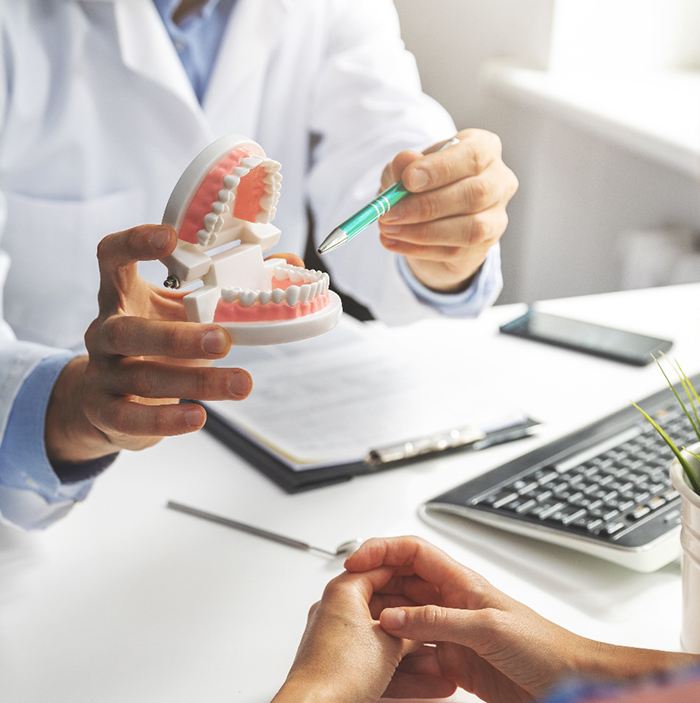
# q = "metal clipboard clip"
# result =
<box><xmin>366</xmin><ymin>417</ymin><xmax>539</xmax><ymax>467</ymax></box>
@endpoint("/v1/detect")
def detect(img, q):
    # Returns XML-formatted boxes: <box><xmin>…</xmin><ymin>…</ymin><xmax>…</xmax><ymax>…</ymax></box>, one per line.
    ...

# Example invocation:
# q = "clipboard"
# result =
<box><xmin>204</xmin><ymin>404</ymin><xmax>538</xmax><ymax>493</ymax></box>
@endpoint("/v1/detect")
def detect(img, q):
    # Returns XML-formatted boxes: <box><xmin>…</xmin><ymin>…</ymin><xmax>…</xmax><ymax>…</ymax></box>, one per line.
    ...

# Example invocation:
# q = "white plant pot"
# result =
<box><xmin>670</xmin><ymin>446</ymin><xmax>700</xmax><ymax>653</ymax></box>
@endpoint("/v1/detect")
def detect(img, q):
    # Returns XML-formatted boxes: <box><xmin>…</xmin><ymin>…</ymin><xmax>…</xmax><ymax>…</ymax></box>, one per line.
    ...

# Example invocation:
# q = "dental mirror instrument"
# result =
<box><xmin>166</xmin><ymin>501</ymin><xmax>362</xmax><ymax>558</ymax></box>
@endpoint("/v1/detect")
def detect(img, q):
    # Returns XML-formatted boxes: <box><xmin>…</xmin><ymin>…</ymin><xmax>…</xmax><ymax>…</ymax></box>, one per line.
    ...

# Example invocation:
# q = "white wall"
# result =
<box><xmin>394</xmin><ymin>0</ymin><xmax>700</xmax><ymax>304</ymax></box>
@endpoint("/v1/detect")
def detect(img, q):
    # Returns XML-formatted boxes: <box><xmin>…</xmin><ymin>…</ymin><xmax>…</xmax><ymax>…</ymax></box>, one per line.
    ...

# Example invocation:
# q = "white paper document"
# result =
<box><xmin>208</xmin><ymin>317</ymin><xmax>532</xmax><ymax>471</ymax></box>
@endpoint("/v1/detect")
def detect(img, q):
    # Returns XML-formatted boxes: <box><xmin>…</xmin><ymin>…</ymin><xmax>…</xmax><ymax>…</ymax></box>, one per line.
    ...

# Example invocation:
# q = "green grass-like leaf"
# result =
<box><xmin>632</xmin><ymin>402</ymin><xmax>700</xmax><ymax>493</ymax></box>
<box><xmin>674</xmin><ymin>359</ymin><xmax>700</xmax><ymax>442</ymax></box>
<box><xmin>653</xmin><ymin>355</ymin><xmax>700</xmax><ymax>441</ymax></box>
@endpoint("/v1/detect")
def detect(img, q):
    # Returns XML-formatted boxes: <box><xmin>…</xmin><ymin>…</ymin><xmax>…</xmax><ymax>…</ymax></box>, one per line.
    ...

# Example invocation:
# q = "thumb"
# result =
<box><xmin>380</xmin><ymin>605</ymin><xmax>492</xmax><ymax>648</ymax></box>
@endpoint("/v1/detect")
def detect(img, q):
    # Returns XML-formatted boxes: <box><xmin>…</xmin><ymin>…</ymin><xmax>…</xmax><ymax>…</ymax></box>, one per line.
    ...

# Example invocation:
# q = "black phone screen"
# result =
<box><xmin>499</xmin><ymin>309</ymin><xmax>674</xmax><ymax>366</ymax></box>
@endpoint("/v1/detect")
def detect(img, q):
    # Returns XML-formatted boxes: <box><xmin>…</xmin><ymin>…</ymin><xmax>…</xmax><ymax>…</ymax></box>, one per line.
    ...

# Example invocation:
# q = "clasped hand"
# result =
<box><xmin>274</xmin><ymin>537</ymin><xmax>691</xmax><ymax>703</ymax></box>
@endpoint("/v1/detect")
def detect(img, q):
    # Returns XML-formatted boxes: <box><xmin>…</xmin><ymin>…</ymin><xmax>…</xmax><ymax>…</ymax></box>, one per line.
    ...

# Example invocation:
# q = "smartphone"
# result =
<box><xmin>499</xmin><ymin>308</ymin><xmax>673</xmax><ymax>366</ymax></box>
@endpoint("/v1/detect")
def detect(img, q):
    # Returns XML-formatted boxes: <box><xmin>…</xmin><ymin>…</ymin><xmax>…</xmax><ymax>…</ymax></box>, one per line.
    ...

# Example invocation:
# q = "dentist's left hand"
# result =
<box><xmin>45</xmin><ymin>224</ymin><xmax>253</xmax><ymax>464</ymax></box>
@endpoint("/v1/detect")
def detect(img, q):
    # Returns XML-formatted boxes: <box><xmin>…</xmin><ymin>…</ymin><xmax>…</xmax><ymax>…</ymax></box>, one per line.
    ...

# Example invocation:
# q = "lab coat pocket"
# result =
<box><xmin>1</xmin><ymin>189</ymin><xmax>144</xmax><ymax>350</ymax></box>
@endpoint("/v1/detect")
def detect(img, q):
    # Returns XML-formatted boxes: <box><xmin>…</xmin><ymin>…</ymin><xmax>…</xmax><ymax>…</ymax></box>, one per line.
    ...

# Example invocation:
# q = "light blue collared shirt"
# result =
<box><xmin>0</xmin><ymin>354</ymin><xmax>95</xmax><ymax>529</ymax></box>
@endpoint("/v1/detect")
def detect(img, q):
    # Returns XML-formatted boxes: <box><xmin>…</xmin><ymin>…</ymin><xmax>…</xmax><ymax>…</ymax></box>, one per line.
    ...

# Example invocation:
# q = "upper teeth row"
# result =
<box><xmin>272</xmin><ymin>264</ymin><xmax>326</xmax><ymax>285</ymax></box>
<box><xmin>221</xmin><ymin>272</ymin><xmax>330</xmax><ymax>307</ymax></box>
<box><xmin>197</xmin><ymin>156</ymin><xmax>282</xmax><ymax>247</ymax></box>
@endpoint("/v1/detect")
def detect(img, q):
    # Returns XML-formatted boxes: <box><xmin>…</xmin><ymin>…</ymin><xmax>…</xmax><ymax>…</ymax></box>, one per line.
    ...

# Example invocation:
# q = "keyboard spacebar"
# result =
<box><xmin>554</xmin><ymin>426</ymin><xmax>643</xmax><ymax>473</ymax></box>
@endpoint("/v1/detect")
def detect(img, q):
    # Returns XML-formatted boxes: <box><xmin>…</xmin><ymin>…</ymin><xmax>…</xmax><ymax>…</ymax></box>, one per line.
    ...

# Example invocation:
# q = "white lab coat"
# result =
<box><xmin>0</xmin><ymin>0</ymin><xmax>457</xmax><ymax>517</ymax></box>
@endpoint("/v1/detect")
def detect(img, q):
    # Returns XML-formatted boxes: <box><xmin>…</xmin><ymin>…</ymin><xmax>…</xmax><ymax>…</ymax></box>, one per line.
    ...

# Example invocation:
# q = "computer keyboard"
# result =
<box><xmin>421</xmin><ymin>375</ymin><xmax>699</xmax><ymax>572</ymax></box>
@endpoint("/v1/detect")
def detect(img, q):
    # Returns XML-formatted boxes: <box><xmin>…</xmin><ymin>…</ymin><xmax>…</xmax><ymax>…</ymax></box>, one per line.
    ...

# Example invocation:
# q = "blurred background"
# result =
<box><xmin>395</xmin><ymin>0</ymin><xmax>700</xmax><ymax>304</ymax></box>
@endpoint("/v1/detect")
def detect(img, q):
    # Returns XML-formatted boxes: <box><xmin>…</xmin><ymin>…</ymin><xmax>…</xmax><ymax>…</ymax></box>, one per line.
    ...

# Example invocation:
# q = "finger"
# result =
<box><xmin>322</xmin><ymin>567</ymin><xmax>396</xmax><ymax>606</ymax></box>
<box><xmin>384</xmin><ymin>672</ymin><xmax>457</xmax><ymax>699</ymax></box>
<box><xmin>105</xmin><ymin>359</ymin><xmax>252</xmax><ymax>401</ymax></box>
<box><xmin>96</xmin><ymin>317</ymin><xmax>232</xmax><ymax>359</ymax></box>
<box><xmin>369</xmin><ymin>595</ymin><xmax>416</xmax><ymax>619</ymax></box>
<box><xmin>381</xmin><ymin>173</ymin><xmax>502</xmax><ymax>225</ymax></box>
<box><xmin>374</xmin><ymin>574</ymin><xmax>441</xmax><ymax>605</ymax></box>
<box><xmin>381</xmin><ymin>150</ymin><xmax>422</xmax><ymax>190</ymax></box>
<box><xmin>396</xmin><ymin>645</ymin><xmax>444</xmax><ymax>676</ymax></box>
<box><xmin>97</xmin><ymin>225</ymin><xmax>176</xmax><ymax>310</ymax></box>
<box><xmin>380</xmin><ymin>236</ymin><xmax>463</xmax><ymax>262</ymax></box>
<box><xmin>93</xmin><ymin>398</ymin><xmax>207</xmax><ymax>437</ymax></box>
<box><xmin>403</xmin><ymin>130</ymin><xmax>502</xmax><ymax>193</ymax></box>
<box><xmin>345</xmin><ymin>537</ymin><xmax>482</xmax><ymax>596</ymax></box>
<box><xmin>380</xmin><ymin>605</ymin><xmax>501</xmax><ymax>652</ymax></box>
<box><xmin>266</xmin><ymin>252</ymin><xmax>304</xmax><ymax>268</ymax></box>
<box><xmin>380</xmin><ymin>210</ymin><xmax>508</xmax><ymax>248</ymax></box>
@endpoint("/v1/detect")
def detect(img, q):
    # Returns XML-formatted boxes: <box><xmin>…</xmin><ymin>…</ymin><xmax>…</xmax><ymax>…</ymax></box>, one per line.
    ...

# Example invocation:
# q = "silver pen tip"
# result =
<box><xmin>317</xmin><ymin>227</ymin><xmax>348</xmax><ymax>255</ymax></box>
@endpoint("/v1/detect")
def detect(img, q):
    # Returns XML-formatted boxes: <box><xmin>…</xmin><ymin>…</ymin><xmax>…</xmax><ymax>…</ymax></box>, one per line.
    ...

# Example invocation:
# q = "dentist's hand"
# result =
<box><xmin>346</xmin><ymin>537</ymin><xmax>693</xmax><ymax>703</ymax></box>
<box><xmin>379</xmin><ymin>129</ymin><xmax>518</xmax><ymax>294</ymax></box>
<box><xmin>46</xmin><ymin>224</ymin><xmax>252</xmax><ymax>464</ymax></box>
<box><xmin>272</xmin><ymin>568</ymin><xmax>456</xmax><ymax>703</ymax></box>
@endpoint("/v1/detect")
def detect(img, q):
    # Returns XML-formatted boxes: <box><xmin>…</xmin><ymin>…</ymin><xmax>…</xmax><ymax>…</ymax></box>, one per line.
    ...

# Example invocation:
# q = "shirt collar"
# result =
<box><xmin>152</xmin><ymin>0</ymin><xmax>222</xmax><ymax>25</ymax></box>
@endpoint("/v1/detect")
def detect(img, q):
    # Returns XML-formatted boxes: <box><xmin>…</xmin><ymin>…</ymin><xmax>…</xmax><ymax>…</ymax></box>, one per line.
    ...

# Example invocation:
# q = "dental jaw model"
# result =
<box><xmin>161</xmin><ymin>135</ymin><xmax>342</xmax><ymax>345</ymax></box>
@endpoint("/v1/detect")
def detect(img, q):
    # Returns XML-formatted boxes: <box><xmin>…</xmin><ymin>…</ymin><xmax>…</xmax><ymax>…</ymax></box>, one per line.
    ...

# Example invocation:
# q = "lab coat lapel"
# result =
<box><xmin>203</xmin><ymin>0</ymin><xmax>290</xmax><ymax>136</ymax></box>
<box><xmin>111</xmin><ymin>0</ymin><xmax>209</xmax><ymax>131</ymax></box>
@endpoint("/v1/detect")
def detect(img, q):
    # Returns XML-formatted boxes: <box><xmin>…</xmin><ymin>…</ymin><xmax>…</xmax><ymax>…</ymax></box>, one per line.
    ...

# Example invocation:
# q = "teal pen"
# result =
<box><xmin>317</xmin><ymin>136</ymin><xmax>460</xmax><ymax>255</ymax></box>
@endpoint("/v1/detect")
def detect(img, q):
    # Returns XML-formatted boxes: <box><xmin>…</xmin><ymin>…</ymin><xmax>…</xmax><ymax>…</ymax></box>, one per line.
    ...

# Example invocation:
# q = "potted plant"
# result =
<box><xmin>635</xmin><ymin>359</ymin><xmax>700</xmax><ymax>653</ymax></box>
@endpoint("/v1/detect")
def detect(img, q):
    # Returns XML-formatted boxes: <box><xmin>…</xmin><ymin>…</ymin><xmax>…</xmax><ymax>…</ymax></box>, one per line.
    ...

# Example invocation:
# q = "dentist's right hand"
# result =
<box><xmin>45</xmin><ymin>224</ymin><xmax>252</xmax><ymax>464</ymax></box>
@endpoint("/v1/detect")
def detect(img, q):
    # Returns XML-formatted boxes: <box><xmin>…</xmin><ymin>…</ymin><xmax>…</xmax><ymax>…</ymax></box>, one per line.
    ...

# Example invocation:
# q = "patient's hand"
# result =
<box><xmin>46</xmin><ymin>224</ymin><xmax>253</xmax><ymax>463</ymax></box>
<box><xmin>346</xmin><ymin>537</ymin><xmax>696</xmax><ymax>703</ymax></box>
<box><xmin>272</xmin><ymin>567</ymin><xmax>456</xmax><ymax>703</ymax></box>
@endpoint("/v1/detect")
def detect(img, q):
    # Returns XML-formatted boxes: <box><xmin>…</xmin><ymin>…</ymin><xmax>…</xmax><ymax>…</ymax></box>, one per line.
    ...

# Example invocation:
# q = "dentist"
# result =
<box><xmin>0</xmin><ymin>0</ymin><xmax>517</xmax><ymax>528</ymax></box>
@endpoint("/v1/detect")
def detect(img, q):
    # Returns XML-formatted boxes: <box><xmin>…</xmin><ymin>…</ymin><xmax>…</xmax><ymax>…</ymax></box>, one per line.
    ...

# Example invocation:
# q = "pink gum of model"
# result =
<box><xmin>161</xmin><ymin>134</ymin><xmax>342</xmax><ymax>345</ymax></box>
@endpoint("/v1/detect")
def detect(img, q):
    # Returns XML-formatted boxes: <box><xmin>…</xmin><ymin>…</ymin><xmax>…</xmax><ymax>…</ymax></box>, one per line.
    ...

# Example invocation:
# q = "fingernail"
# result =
<box><xmin>230</xmin><ymin>370</ymin><xmax>253</xmax><ymax>398</ymax></box>
<box><xmin>202</xmin><ymin>329</ymin><xmax>229</xmax><ymax>355</ymax></box>
<box><xmin>185</xmin><ymin>406</ymin><xmax>204</xmax><ymax>427</ymax></box>
<box><xmin>381</xmin><ymin>225</ymin><xmax>401</xmax><ymax>236</ymax></box>
<box><xmin>382</xmin><ymin>609</ymin><xmax>406</xmax><ymax>629</ymax></box>
<box><xmin>151</xmin><ymin>229</ymin><xmax>171</xmax><ymax>250</ymax></box>
<box><xmin>406</xmin><ymin>168</ymin><xmax>430</xmax><ymax>191</ymax></box>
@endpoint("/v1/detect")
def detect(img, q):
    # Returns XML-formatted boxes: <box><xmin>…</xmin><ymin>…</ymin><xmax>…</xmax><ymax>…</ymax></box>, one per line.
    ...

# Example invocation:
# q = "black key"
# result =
<box><xmin>617</xmin><ymin>500</ymin><xmax>635</xmax><ymax>513</ymax></box>
<box><xmin>492</xmin><ymin>492</ymin><xmax>519</xmax><ymax>509</ymax></box>
<box><xmin>603</xmin><ymin>521</ymin><xmax>625</xmax><ymax>536</ymax></box>
<box><xmin>534</xmin><ymin>469</ymin><xmax>558</xmax><ymax>484</ymax></box>
<box><xmin>566</xmin><ymin>491</ymin><xmax>584</xmax><ymax>504</ymax></box>
<box><xmin>515</xmin><ymin>499</ymin><xmax>538</xmax><ymax>515</ymax></box>
<box><xmin>560</xmin><ymin>507</ymin><xmax>587</xmax><ymax>525</ymax></box>
<box><xmin>536</xmin><ymin>490</ymin><xmax>553</xmax><ymax>503</ymax></box>
<box><xmin>648</xmin><ymin>496</ymin><xmax>666</xmax><ymax>511</ymax></box>
<box><xmin>602</xmin><ymin>509</ymin><xmax>620</xmax><ymax>522</ymax></box>
<box><xmin>569</xmin><ymin>516</ymin><xmax>589</xmax><ymax>530</ymax></box>
<box><xmin>631</xmin><ymin>506</ymin><xmax>650</xmax><ymax>520</ymax></box>
<box><xmin>517</xmin><ymin>481</ymin><xmax>539</xmax><ymax>495</ymax></box>
<box><xmin>586</xmin><ymin>519</ymin><xmax>604</xmax><ymax>534</ymax></box>
<box><xmin>634</xmin><ymin>491</ymin><xmax>651</xmax><ymax>504</ymax></box>
<box><xmin>538</xmin><ymin>502</ymin><xmax>565</xmax><ymax>520</ymax></box>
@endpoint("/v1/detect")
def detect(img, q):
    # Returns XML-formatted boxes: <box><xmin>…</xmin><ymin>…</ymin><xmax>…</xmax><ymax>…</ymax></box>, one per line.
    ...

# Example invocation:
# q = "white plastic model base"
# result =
<box><xmin>161</xmin><ymin>134</ymin><xmax>342</xmax><ymax>346</ymax></box>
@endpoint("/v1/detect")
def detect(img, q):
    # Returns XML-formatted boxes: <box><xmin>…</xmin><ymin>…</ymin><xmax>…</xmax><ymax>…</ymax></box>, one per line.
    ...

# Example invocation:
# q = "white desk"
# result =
<box><xmin>2</xmin><ymin>284</ymin><xmax>699</xmax><ymax>703</ymax></box>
